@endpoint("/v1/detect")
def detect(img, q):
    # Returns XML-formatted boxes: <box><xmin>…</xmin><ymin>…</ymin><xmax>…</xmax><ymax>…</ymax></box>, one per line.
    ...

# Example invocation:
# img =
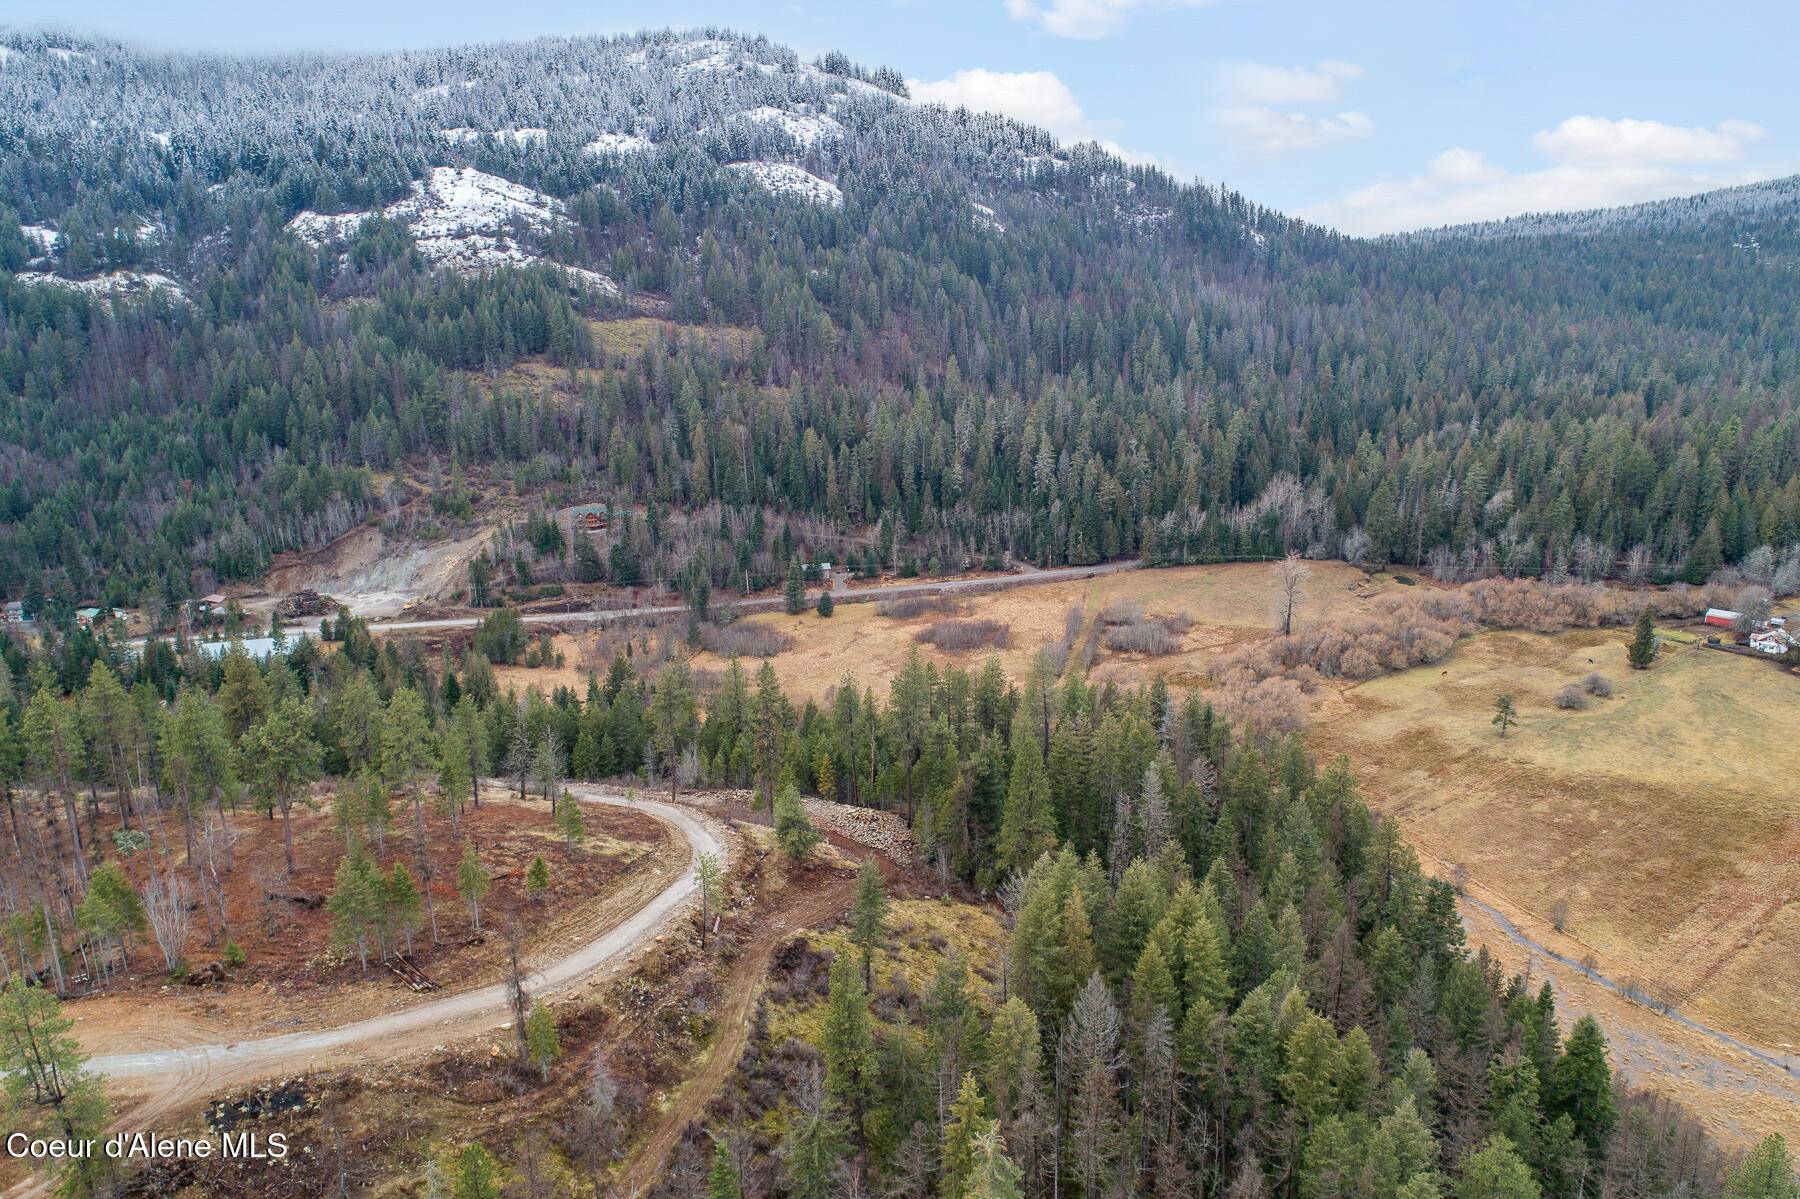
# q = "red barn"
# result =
<box><xmin>1703</xmin><ymin>608</ymin><xmax>1740</xmax><ymax>628</ymax></box>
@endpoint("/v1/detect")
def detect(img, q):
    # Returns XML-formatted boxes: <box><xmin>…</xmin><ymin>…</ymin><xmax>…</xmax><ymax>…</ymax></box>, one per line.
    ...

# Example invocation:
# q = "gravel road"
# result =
<box><xmin>85</xmin><ymin>787</ymin><xmax>721</xmax><ymax>1081</ymax></box>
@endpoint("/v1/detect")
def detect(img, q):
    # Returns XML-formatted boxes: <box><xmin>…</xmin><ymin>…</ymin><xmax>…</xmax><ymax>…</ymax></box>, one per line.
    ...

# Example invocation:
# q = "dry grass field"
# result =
<box><xmin>691</xmin><ymin>560</ymin><xmax>1397</xmax><ymax>700</ymax></box>
<box><xmin>1311</xmin><ymin>631</ymin><xmax>1800</xmax><ymax>1053</ymax></box>
<box><xmin>473</xmin><ymin>561</ymin><xmax>1799</xmax><ymax>1130</ymax></box>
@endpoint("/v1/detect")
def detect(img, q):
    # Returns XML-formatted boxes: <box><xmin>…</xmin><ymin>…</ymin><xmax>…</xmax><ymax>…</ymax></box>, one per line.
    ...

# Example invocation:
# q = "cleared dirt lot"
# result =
<box><xmin>62</xmin><ymin>790</ymin><xmax>679</xmax><ymax>1055</ymax></box>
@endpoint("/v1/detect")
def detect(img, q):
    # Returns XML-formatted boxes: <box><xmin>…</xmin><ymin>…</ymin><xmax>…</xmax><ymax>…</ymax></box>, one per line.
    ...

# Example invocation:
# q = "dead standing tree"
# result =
<box><xmin>1272</xmin><ymin>552</ymin><xmax>1310</xmax><ymax>637</ymax></box>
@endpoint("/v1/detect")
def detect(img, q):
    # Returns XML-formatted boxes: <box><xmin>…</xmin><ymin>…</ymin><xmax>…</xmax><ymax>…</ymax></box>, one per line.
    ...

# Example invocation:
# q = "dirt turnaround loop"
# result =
<box><xmin>78</xmin><ymin>787</ymin><xmax>723</xmax><ymax>1134</ymax></box>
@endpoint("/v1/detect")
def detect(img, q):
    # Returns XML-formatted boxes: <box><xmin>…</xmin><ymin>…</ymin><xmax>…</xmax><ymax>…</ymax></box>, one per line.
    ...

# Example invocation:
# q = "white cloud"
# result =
<box><xmin>911</xmin><ymin>69</ymin><xmax>1087</xmax><ymax>134</ymax></box>
<box><xmin>909</xmin><ymin>67</ymin><xmax>1158</xmax><ymax>165</ymax></box>
<box><xmin>1532</xmin><ymin>115</ymin><xmax>1764</xmax><ymax>165</ymax></box>
<box><xmin>1003</xmin><ymin>0</ymin><xmax>1218</xmax><ymax>40</ymax></box>
<box><xmin>1217</xmin><ymin>106</ymin><xmax>1373</xmax><ymax>152</ymax></box>
<box><xmin>1218</xmin><ymin>59</ymin><xmax>1364</xmax><ymax>106</ymax></box>
<box><xmin>1213</xmin><ymin>60</ymin><xmax>1372</xmax><ymax>152</ymax></box>
<box><xmin>1301</xmin><ymin>118</ymin><xmax>1771</xmax><ymax>235</ymax></box>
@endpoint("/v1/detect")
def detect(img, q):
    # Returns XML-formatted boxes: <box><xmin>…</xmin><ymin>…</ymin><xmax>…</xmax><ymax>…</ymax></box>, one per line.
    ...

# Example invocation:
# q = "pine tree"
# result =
<box><xmin>848</xmin><ymin>858</ymin><xmax>888</xmax><ymax>989</ymax></box>
<box><xmin>707</xmin><ymin>1137</ymin><xmax>742</xmax><ymax>1199</ymax></box>
<box><xmin>964</xmin><ymin>1121</ymin><xmax>1025</xmax><ymax>1199</ymax></box>
<box><xmin>695</xmin><ymin>851</ymin><xmax>723</xmax><ymax>949</ymax></box>
<box><xmin>820</xmin><ymin>954</ymin><xmax>876</xmax><ymax>1160</ymax></box>
<box><xmin>382</xmin><ymin>862</ymin><xmax>423</xmax><ymax>955</ymax></box>
<box><xmin>78</xmin><ymin>861</ymin><xmax>146</xmax><ymax>972</ymax></box>
<box><xmin>556</xmin><ymin>795</ymin><xmax>586</xmax><ymax>847</ymax></box>
<box><xmin>780</xmin><ymin>1102</ymin><xmax>848</xmax><ymax>1199</ymax></box>
<box><xmin>524</xmin><ymin>1003</ymin><xmax>561</xmax><ymax>1078</ymax></box>
<box><xmin>525</xmin><ymin>855</ymin><xmax>550</xmax><ymax>900</ymax></box>
<box><xmin>1547</xmin><ymin>1016</ymin><xmax>1615</xmax><ymax>1152</ymax></box>
<box><xmin>940</xmin><ymin>1073</ymin><xmax>992</xmax><ymax>1199</ymax></box>
<box><xmin>1455</xmin><ymin>1135</ymin><xmax>1541</xmax><ymax>1199</ymax></box>
<box><xmin>1182</xmin><ymin>910</ymin><xmax>1233</xmax><ymax>1014</ymax></box>
<box><xmin>381</xmin><ymin>686</ymin><xmax>437</xmax><ymax>849</ymax></box>
<box><xmin>328</xmin><ymin>844</ymin><xmax>381</xmax><ymax>969</ymax></box>
<box><xmin>649</xmin><ymin>661</ymin><xmax>698</xmax><ymax>801</ymax></box>
<box><xmin>0</xmin><ymin>983</ymin><xmax>112</xmax><ymax>1197</ymax></box>
<box><xmin>1130</xmin><ymin>940</ymin><xmax>1179</xmax><ymax>1023</ymax></box>
<box><xmin>775</xmin><ymin>780</ymin><xmax>822</xmax><ymax>859</ymax></box>
<box><xmin>785</xmin><ymin>560</ymin><xmax>807</xmax><ymax>615</ymax></box>
<box><xmin>1054</xmin><ymin>892</ymin><xmax>1098</xmax><ymax>1019</ymax></box>
<box><xmin>817</xmin><ymin>589</ymin><xmax>834</xmax><ymax>617</ymax></box>
<box><xmin>438</xmin><ymin>723</ymin><xmax>473</xmax><ymax>833</ymax></box>
<box><xmin>453</xmin><ymin>1142</ymin><xmax>501</xmax><ymax>1199</ymax></box>
<box><xmin>1627</xmin><ymin>608</ymin><xmax>1658</xmax><ymax>669</ymax></box>
<box><xmin>1492</xmin><ymin>693</ymin><xmax>1519</xmax><ymax>737</ymax></box>
<box><xmin>242</xmin><ymin>695</ymin><xmax>323</xmax><ymax>875</ymax></box>
<box><xmin>1723</xmin><ymin>1134</ymin><xmax>1800</xmax><ymax>1199</ymax></box>
<box><xmin>456</xmin><ymin>841</ymin><xmax>491</xmax><ymax>930</ymax></box>
<box><xmin>1684</xmin><ymin>519</ymin><xmax>1724</xmax><ymax>584</ymax></box>
<box><xmin>997</xmin><ymin>737</ymin><xmax>1055</xmax><ymax>875</ymax></box>
<box><xmin>982</xmin><ymin>998</ymin><xmax>1041</xmax><ymax>1125</ymax></box>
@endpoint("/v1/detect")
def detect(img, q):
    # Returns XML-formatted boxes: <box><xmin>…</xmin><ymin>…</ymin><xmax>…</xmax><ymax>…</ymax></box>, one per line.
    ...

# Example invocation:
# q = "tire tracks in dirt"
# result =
<box><xmin>609</xmin><ymin>832</ymin><xmax>902</xmax><ymax>1198</ymax></box>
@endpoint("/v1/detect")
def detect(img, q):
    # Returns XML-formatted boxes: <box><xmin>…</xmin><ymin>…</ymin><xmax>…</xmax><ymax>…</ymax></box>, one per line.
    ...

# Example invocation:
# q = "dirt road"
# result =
<box><xmin>0</xmin><ymin>788</ymin><xmax>722</xmax><ymax>1199</ymax></box>
<box><xmin>364</xmin><ymin>560</ymin><xmax>1143</xmax><ymax>633</ymax></box>
<box><xmin>87</xmin><ymin>789</ymin><xmax>718</xmax><ymax>1084</ymax></box>
<box><xmin>610</xmin><ymin>830</ymin><xmax>902</xmax><ymax>1198</ymax></box>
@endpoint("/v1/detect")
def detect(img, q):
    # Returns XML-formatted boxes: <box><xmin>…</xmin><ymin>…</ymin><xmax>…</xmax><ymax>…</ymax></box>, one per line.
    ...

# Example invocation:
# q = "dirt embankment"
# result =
<box><xmin>263</xmin><ymin>520</ymin><xmax>495</xmax><ymax>619</ymax></box>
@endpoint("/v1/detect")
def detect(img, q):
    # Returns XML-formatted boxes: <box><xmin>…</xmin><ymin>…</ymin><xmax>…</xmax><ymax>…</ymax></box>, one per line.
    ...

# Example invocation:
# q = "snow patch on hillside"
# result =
<box><xmin>725</xmin><ymin>161</ymin><xmax>843</xmax><ymax>208</ymax></box>
<box><xmin>441</xmin><ymin>127</ymin><xmax>547</xmax><ymax>146</ymax></box>
<box><xmin>972</xmin><ymin>203</ymin><xmax>1005</xmax><ymax>234</ymax></box>
<box><xmin>21</xmin><ymin>225</ymin><xmax>59</xmax><ymax>260</ymax></box>
<box><xmin>286</xmin><ymin>166</ymin><xmax>618</xmax><ymax>294</ymax></box>
<box><xmin>17</xmin><ymin>270</ymin><xmax>187</xmax><ymax>301</ymax></box>
<box><xmin>47</xmin><ymin>48</ymin><xmax>93</xmax><ymax>64</ymax></box>
<box><xmin>585</xmin><ymin>132</ymin><xmax>654</xmax><ymax>155</ymax></box>
<box><xmin>671</xmin><ymin>39</ymin><xmax>738</xmax><ymax>75</ymax></box>
<box><xmin>412</xmin><ymin>80</ymin><xmax>478</xmax><ymax>104</ymax></box>
<box><xmin>731</xmin><ymin>106</ymin><xmax>843</xmax><ymax>148</ymax></box>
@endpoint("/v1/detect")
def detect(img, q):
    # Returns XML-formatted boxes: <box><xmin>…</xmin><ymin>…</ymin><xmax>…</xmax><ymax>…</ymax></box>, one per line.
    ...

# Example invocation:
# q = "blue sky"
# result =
<box><xmin>18</xmin><ymin>0</ymin><xmax>1797</xmax><ymax>233</ymax></box>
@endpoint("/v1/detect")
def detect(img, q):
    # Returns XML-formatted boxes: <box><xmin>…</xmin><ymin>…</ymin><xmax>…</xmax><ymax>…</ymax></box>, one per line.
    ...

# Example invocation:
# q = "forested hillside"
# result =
<box><xmin>2</xmin><ymin>27</ymin><xmax>1798</xmax><ymax>615</ymax></box>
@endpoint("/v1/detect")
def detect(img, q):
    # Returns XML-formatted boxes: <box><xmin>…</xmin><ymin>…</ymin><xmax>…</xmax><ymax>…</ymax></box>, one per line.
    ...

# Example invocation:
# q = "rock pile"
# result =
<box><xmin>277</xmin><ymin>588</ymin><xmax>337</xmax><ymax>618</ymax></box>
<box><xmin>677</xmin><ymin>787</ymin><xmax>916</xmax><ymax>863</ymax></box>
<box><xmin>802</xmin><ymin>798</ymin><xmax>917</xmax><ymax>864</ymax></box>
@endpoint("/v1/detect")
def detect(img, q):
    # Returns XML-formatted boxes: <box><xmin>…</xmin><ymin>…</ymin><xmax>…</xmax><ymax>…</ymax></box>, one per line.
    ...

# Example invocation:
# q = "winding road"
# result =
<box><xmin>2</xmin><ymin>788</ymin><xmax>720</xmax><ymax>1199</ymax></box>
<box><xmin>84</xmin><ymin>787</ymin><xmax>718</xmax><ymax>1096</ymax></box>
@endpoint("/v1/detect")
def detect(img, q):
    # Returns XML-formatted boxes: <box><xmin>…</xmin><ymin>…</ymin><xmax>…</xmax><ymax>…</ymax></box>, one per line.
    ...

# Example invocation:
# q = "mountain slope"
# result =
<box><xmin>0</xmin><ymin>27</ymin><xmax>1796</xmax><ymax>611</ymax></box>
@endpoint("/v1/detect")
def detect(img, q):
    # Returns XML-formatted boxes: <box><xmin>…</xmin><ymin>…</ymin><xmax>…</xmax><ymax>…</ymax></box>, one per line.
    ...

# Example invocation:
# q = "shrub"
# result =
<box><xmin>1554</xmin><ymin>685</ymin><xmax>1589</xmax><ymax>710</ymax></box>
<box><xmin>1582</xmin><ymin>673</ymin><xmax>1613</xmax><ymax>697</ymax></box>
<box><xmin>699</xmin><ymin>622</ymin><xmax>794</xmax><ymax>657</ymax></box>
<box><xmin>1102</xmin><ymin>618</ymin><xmax>1184</xmax><ymax>655</ymax></box>
<box><xmin>915</xmin><ymin>619</ymin><xmax>1011</xmax><ymax>652</ymax></box>
<box><xmin>222</xmin><ymin>941</ymin><xmax>246</xmax><ymax>967</ymax></box>
<box><xmin>1099</xmin><ymin>599</ymin><xmax>1144</xmax><ymax>626</ymax></box>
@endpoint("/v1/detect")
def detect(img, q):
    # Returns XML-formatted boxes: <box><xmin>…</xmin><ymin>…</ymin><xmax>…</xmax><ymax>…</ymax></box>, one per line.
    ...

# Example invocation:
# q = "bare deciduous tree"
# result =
<box><xmin>1622</xmin><ymin>543</ymin><xmax>1653</xmax><ymax>585</ymax></box>
<box><xmin>143</xmin><ymin>870</ymin><xmax>191</xmax><ymax>973</ymax></box>
<box><xmin>1549</xmin><ymin>898</ymin><xmax>1570</xmax><ymax>933</ymax></box>
<box><xmin>1272</xmin><ymin>552</ymin><xmax>1310</xmax><ymax>636</ymax></box>
<box><xmin>1573</xmin><ymin>535</ymin><xmax>1614</xmax><ymax>583</ymax></box>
